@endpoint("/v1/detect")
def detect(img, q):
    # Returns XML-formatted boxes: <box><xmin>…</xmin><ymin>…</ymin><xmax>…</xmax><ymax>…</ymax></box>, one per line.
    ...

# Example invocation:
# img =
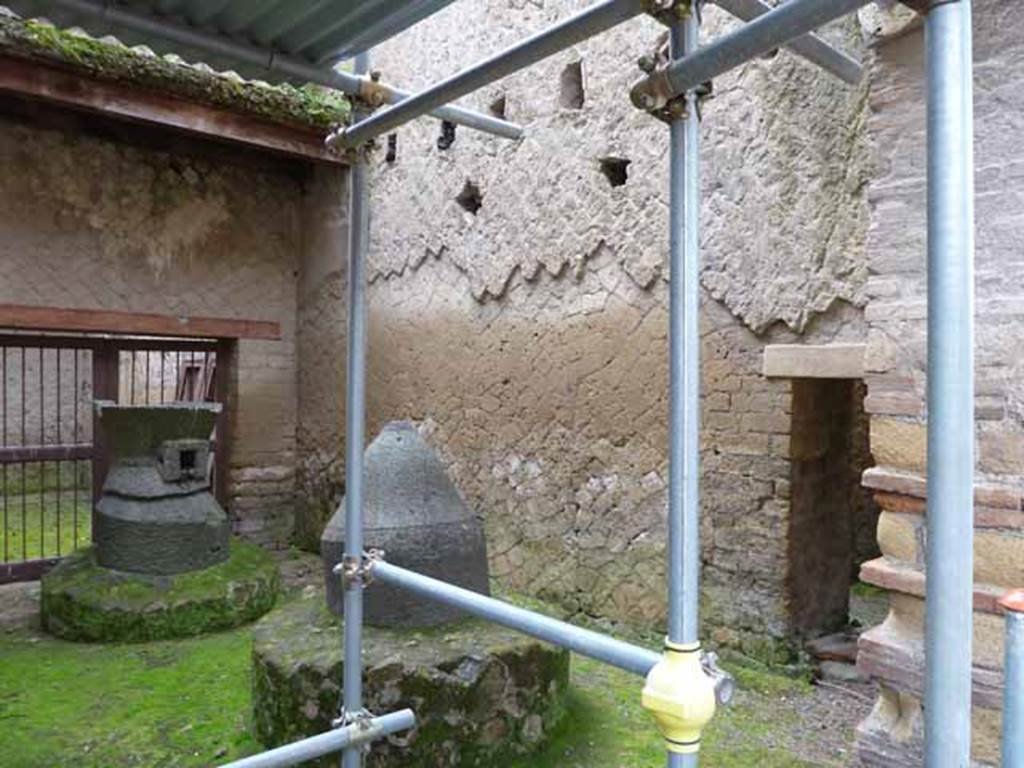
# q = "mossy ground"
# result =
<box><xmin>0</xmin><ymin>622</ymin><xmax>260</xmax><ymax>767</ymax></box>
<box><xmin>0</xmin><ymin>581</ymin><xmax>861</xmax><ymax>767</ymax></box>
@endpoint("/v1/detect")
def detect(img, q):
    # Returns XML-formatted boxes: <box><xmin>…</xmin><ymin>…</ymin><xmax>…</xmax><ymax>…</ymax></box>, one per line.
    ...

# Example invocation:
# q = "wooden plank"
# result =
<box><xmin>0</xmin><ymin>444</ymin><xmax>92</xmax><ymax>463</ymax></box>
<box><xmin>0</xmin><ymin>55</ymin><xmax>344</xmax><ymax>166</ymax></box>
<box><xmin>0</xmin><ymin>304</ymin><xmax>281</xmax><ymax>341</ymax></box>
<box><xmin>0</xmin><ymin>557</ymin><xmax>61</xmax><ymax>584</ymax></box>
<box><xmin>213</xmin><ymin>339</ymin><xmax>235</xmax><ymax>508</ymax></box>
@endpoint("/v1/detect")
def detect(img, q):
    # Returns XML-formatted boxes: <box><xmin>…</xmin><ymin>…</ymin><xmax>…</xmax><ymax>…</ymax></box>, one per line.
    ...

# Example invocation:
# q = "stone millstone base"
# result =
<box><xmin>41</xmin><ymin>539</ymin><xmax>279</xmax><ymax>642</ymax></box>
<box><xmin>252</xmin><ymin>590</ymin><xmax>570</xmax><ymax>767</ymax></box>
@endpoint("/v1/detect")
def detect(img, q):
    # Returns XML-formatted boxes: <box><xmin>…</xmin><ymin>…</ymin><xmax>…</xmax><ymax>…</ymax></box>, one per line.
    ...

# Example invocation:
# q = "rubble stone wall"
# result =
<box><xmin>365</xmin><ymin>1</ymin><xmax>874</xmax><ymax>643</ymax></box>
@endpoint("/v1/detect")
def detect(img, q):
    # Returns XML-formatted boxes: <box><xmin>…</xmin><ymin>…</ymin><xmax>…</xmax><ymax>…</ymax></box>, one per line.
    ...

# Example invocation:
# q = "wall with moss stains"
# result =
<box><xmin>0</xmin><ymin>106</ymin><xmax>349</xmax><ymax>549</ymax></box>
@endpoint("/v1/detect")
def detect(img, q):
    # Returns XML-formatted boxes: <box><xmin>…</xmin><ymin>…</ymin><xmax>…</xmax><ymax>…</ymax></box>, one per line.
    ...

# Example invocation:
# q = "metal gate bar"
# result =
<box><xmin>0</xmin><ymin>338</ymin><xmax>93</xmax><ymax>581</ymax></box>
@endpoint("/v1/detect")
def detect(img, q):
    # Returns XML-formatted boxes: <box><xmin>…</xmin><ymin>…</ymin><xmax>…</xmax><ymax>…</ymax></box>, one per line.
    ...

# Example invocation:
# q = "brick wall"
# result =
<box><xmin>855</xmin><ymin>3</ymin><xmax>1024</xmax><ymax>764</ymax></box>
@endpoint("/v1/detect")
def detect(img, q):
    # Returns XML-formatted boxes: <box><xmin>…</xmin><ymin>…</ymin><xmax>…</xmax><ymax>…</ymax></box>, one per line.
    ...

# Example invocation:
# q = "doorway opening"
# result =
<box><xmin>786</xmin><ymin>378</ymin><xmax>880</xmax><ymax>637</ymax></box>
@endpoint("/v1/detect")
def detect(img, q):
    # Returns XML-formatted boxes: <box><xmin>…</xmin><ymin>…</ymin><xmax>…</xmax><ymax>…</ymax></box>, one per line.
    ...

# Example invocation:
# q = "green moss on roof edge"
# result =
<box><xmin>0</xmin><ymin>14</ymin><xmax>351</xmax><ymax>131</ymax></box>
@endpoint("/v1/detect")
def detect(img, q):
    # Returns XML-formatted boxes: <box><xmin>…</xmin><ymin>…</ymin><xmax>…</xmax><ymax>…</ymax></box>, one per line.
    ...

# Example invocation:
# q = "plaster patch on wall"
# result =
<box><xmin>17</xmin><ymin>127</ymin><xmax>230</xmax><ymax>278</ymax></box>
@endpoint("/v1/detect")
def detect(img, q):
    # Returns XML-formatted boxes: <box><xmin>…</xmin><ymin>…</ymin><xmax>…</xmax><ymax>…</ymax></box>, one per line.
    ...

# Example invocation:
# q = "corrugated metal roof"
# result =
<box><xmin>2</xmin><ymin>0</ymin><xmax>457</xmax><ymax>82</ymax></box>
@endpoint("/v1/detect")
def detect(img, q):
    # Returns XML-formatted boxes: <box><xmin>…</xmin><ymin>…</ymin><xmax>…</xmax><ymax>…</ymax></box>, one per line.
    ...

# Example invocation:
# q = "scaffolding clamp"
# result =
<box><xmin>641</xmin><ymin>640</ymin><xmax>718</xmax><ymax>754</ymax></box>
<box><xmin>325</xmin><ymin>71</ymin><xmax>387</xmax><ymax>153</ymax></box>
<box><xmin>634</xmin><ymin>43</ymin><xmax>712</xmax><ymax>122</ymax></box>
<box><xmin>334</xmin><ymin>549</ymin><xmax>384</xmax><ymax>589</ymax></box>
<box><xmin>643</xmin><ymin>0</ymin><xmax>697</xmax><ymax>27</ymax></box>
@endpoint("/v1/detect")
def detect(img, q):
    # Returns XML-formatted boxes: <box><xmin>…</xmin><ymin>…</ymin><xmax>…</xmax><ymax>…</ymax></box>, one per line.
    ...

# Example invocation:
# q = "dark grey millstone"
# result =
<box><xmin>93</xmin><ymin>401</ymin><xmax>229</xmax><ymax>575</ymax></box>
<box><xmin>251</xmin><ymin>590</ymin><xmax>569</xmax><ymax>768</ymax></box>
<box><xmin>321</xmin><ymin>421</ymin><xmax>490</xmax><ymax>627</ymax></box>
<box><xmin>103</xmin><ymin>463</ymin><xmax>209</xmax><ymax>499</ymax></box>
<box><xmin>95</xmin><ymin>400</ymin><xmax>221</xmax><ymax>458</ymax></box>
<box><xmin>95</xmin><ymin>488</ymin><xmax>229</xmax><ymax>574</ymax></box>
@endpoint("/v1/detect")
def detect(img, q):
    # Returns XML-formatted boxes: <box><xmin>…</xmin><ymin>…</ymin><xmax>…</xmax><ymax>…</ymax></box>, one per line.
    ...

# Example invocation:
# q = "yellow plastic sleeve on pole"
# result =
<box><xmin>641</xmin><ymin>640</ymin><xmax>717</xmax><ymax>754</ymax></box>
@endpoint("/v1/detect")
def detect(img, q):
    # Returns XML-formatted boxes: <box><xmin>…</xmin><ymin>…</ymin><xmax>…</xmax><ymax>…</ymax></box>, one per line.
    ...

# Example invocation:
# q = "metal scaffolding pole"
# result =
<box><xmin>923</xmin><ymin>1</ymin><xmax>975</xmax><ymax>765</ymax></box>
<box><xmin>710</xmin><ymin>0</ymin><xmax>863</xmax><ymax>84</ymax></box>
<box><xmin>666</xmin><ymin>6</ymin><xmax>701</xmax><ymax>768</ymax></box>
<box><xmin>1001</xmin><ymin>592</ymin><xmax>1024</xmax><ymax>767</ymax></box>
<box><xmin>331</xmin><ymin>0</ymin><xmax>647</xmax><ymax>149</ymax></box>
<box><xmin>35</xmin><ymin>0</ymin><xmax>522</xmax><ymax>140</ymax></box>
<box><xmin>218</xmin><ymin>710</ymin><xmax>415</xmax><ymax>768</ymax></box>
<box><xmin>340</xmin><ymin>50</ymin><xmax>371</xmax><ymax>768</ymax></box>
<box><xmin>365</xmin><ymin>558</ymin><xmax>662</xmax><ymax>676</ymax></box>
<box><xmin>630</xmin><ymin>0</ymin><xmax>873</xmax><ymax>110</ymax></box>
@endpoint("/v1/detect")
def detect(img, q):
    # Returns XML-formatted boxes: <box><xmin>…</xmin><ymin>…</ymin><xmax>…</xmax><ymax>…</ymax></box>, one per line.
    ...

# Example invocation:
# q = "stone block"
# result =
<box><xmin>979</xmin><ymin>423</ymin><xmax>1024</xmax><ymax>475</ymax></box>
<box><xmin>877</xmin><ymin>512</ymin><xmax>920</xmax><ymax>565</ymax></box>
<box><xmin>251</xmin><ymin>591</ymin><xmax>569</xmax><ymax>768</ymax></box>
<box><xmin>762</xmin><ymin>343</ymin><xmax>866</xmax><ymax>379</ymax></box>
<box><xmin>975</xmin><ymin>529</ymin><xmax>1024</xmax><ymax>588</ymax></box>
<box><xmin>870</xmin><ymin>418</ymin><xmax>927</xmax><ymax>472</ymax></box>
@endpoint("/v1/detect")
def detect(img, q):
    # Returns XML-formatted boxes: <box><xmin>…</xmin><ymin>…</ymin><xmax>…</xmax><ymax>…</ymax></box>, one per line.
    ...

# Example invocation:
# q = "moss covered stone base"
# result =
<box><xmin>41</xmin><ymin>539</ymin><xmax>279</xmax><ymax>642</ymax></box>
<box><xmin>253</xmin><ymin>590</ymin><xmax>570</xmax><ymax>767</ymax></box>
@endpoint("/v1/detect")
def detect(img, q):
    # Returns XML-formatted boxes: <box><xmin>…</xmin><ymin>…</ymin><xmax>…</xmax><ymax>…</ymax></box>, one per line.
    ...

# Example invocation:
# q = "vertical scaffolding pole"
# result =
<box><xmin>667</xmin><ymin>4</ymin><xmax>701</xmax><ymax>768</ymax></box>
<box><xmin>341</xmin><ymin>50</ymin><xmax>371</xmax><ymax>768</ymax></box>
<box><xmin>1000</xmin><ymin>591</ymin><xmax>1024</xmax><ymax>767</ymax></box>
<box><xmin>923</xmin><ymin>1</ymin><xmax>975</xmax><ymax>765</ymax></box>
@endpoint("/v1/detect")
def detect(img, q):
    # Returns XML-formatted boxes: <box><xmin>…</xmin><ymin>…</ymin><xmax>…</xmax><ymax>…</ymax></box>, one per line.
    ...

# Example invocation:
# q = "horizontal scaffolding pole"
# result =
<box><xmin>365</xmin><ymin>558</ymin><xmax>661</xmax><ymax>676</ymax></box>
<box><xmin>218</xmin><ymin>709</ymin><xmax>416</xmax><ymax>768</ymax></box>
<box><xmin>331</xmin><ymin>0</ymin><xmax>649</xmax><ymax>148</ymax></box>
<box><xmin>34</xmin><ymin>0</ymin><xmax>522</xmax><ymax>140</ymax></box>
<box><xmin>710</xmin><ymin>0</ymin><xmax>863</xmax><ymax>84</ymax></box>
<box><xmin>631</xmin><ymin>0</ymin><xmax>873</xmax><ymax>109</ymax></box>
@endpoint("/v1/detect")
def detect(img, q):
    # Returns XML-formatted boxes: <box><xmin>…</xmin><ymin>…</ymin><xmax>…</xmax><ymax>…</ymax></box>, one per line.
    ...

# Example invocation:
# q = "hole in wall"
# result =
<box><xmin>179</xmin><ymin>449</ymin><xmax>197</xmax><ymax>473</ymax></box>
<box><xmin>599</xmin><ymin>156</ymin><xmax>630</xmax><ymax>187</ymax></box>
<box><xmin>559</xmin><ymin>60</ymin><xmax>585</xmax><ymax>109</ymax></box>
<box><xmin>456</xmin><ymin>180</ymin><xmax>483</xmax><ymax>214</ymax></box>
<box><xmin>489</xmin><ymin>94</ymin><xmax>508</xmax><ymax>119</ymax></box>
<box><xmin>385</xmin><ymin>133</ymin><xmax>398</xmax><ymax>163</ymax></box>
<box><xmin>437</xmin><ymin>120</ymin><xmax>457</xmax><ymax>151</ymax></box>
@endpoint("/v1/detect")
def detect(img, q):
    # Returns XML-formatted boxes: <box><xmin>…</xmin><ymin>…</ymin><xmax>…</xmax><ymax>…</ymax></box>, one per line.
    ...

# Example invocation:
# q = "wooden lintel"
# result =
<box><xmin>0</xmin><ymin>55</ymin><xmax>345</xmax><ymax>165</ymax></box>
<box><xmin>0</xmin><ymin>304</ymin><xmax>281</xmax><ymax>341</ymax></box>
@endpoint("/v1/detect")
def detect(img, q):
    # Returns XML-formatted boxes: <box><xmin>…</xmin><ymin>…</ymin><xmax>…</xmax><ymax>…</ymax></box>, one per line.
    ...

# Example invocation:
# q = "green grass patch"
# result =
<box><xmin>0</xmin><ymin>590</ymin><xmax>822</xmax><ymax>768</ymax></box>
<box><xmin>0</xmin><ymin>627</ymin><xmax>261</xmax><ymax>767</ymax></box>
<box><xmin>1</xmin><ymin>492</ymin><xmax>92</xmax><ymax>562</ymax></box>
<box><xmin>504</xmin><ymin>654</ymin><xmax>815</xmax><ymax>768</ymax></box>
